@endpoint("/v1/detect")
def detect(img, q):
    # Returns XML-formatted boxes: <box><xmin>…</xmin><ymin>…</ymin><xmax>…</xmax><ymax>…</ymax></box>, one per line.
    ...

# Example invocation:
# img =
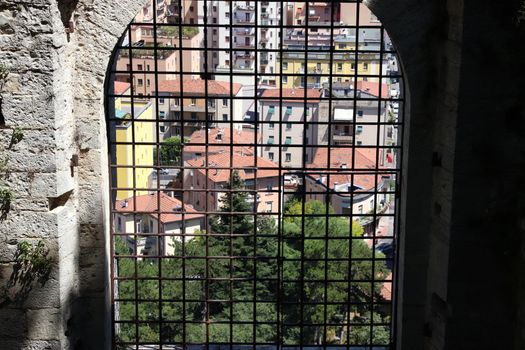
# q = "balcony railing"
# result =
<box><xmin>332</xmin><ymin>134</ymin><xmax>354</xmax><ymax>144</ymax></box>
<box><xmin>171</xmin><ymin>105</ymin><xmax>216</xmax><ymax>113</ymax></box>
<box><xmin>234</xmin><ymin>16</ymin><xmax>255</xmax><ymax>24</ymax></box>
<box><xmin>235</xmin><ymin>4</ymin><xmax>255</xmax><ymax>11</ymax></box>
<box><xmin>235</xmin><ymin>51</ymin><xmax>254</xmax><ymax>59</ymax></box>
<box><xmin>235</xmin><ymin>27</ymin><xmax>255</xmax><ymax>35</ymax></box>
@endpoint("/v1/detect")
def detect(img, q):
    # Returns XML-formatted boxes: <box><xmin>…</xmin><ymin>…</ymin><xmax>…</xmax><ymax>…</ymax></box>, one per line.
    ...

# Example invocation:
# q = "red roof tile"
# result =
<box><xmin>157</xmin><ymin>79</ymin><xmax>242</xmax><ymax>96</ymax></box>
<box><xmin>115</xmin><ymin>193</ymin><xmax>204</xmax><ymax>223</ymax></box>
<box><xmin>184</xmin><ymin>128</ymin><xmax>257</xmax><ymax>154</ymax></box>
<box><xmin>356</xmin><ymin>81</ymin><xmax>389</xmax><ymax>99</ymax></box>
<box><xmin>307</xmin><ymin>147</ymin><xmax>378</xmax><ymax>191</ymax></box>
<box><xmin>186</xmin><ymin>153</ymin><xmax>282</xmax><ymax>183</ymax></box>
<box><xmin>114</xmin><ymin>81</ymin><xmax>131</xmax><ymax>95</ymax></box>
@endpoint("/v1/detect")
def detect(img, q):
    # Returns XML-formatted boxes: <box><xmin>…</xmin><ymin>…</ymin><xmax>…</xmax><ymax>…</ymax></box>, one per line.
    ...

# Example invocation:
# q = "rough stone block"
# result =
<box><xmin>26</xmin><ymin>308</ymin><xmax>61</xmax><ymax>340</ymax></box>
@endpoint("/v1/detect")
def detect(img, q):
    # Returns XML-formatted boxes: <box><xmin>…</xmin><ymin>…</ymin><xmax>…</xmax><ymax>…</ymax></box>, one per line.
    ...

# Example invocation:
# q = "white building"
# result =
<box><xmin>207</xmin><ymin>1</ymin><xmax>280</xmax><ymax>86</ymax></box>
<box><xmin>258</xmin><ymin>88</ymin><xmax>322</xmax><ymax>168</ymax></box>
<box><xmin>114</xmin><ymin>193</ymin><xmax>204</xmax><ymax>256</ymax></box>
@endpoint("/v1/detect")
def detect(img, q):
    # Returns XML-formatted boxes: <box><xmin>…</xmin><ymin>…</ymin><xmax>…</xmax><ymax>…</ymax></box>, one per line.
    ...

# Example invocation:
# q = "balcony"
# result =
<box><xmin>235</xmin><ymin>27</ymin><xmax>255</xmax><ymax>36</ymax></box>
<box><xmin>235</xmin><ymin>4</ymin><xmax>255</xmax><ymax>11</ymax></box>
<box><xmin>332</xmin><ymin>133</ymin><xmax>354</xmax><ymax>144</ymax></box>
<box><xmin>235</xmin><ymin>51</ymin><xmax>254</xmax><ymax>59</ymax></box>
<box><xmin>308</xmin><ymin>67</ymin><xmax>323</xmax><ymax>74</ymax></box>
<box><xmin>171</xmin><ymin>104</ymin><xmax>216</xmax><ymax>113</ymax></box>
<box><xmin>235</xmin><ymin>42</ymin><xmax>255</xmax><ymax>49</ymax></box>
<box><xmin>234</xmin><ymin>16</ymin><xmax>255</xmax><ymax>24</ymax></box>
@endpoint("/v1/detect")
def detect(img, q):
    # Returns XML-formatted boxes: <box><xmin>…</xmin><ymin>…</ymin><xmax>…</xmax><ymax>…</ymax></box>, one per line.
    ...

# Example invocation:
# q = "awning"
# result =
<box><xmin>333</xmin><ymin>108</ymin><xmax>353</xmax><ymax>121</ymax></box>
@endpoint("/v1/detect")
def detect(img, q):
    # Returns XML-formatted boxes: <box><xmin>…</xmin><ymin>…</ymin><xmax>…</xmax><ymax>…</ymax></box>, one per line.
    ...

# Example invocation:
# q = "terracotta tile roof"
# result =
<box><xmin>307</xmin><ymin>147</ymin><xmax>378</xmax><ymax>191</ymax></box>
<box><xmin>261</xmin><ymin>88</ymin><xmax>322</xmax><ymax>103</ymax></box>
<box><xmin>114</xmin><ymin>81</ymin><xmax>131</xmax><ymax>95</ymax></box>
<box><xmin>186</xmin><ymin>153</ymin><xmax>282</xmax><ymax>183</ymax></box>
<box><xmin>157</xmin><ymin>79</ymin><xmax>242</xmax><ymax>96</ymax></box>
<box><xmin>184</xmin><ymin>128</ymin><xmax>258</xmax><ymax>154</ymax></box>
<box><xmin>115</xmin><ymin>193</ymin><xmax>204</xmax><ymax>223</ymax></box>
<box><xmin>355</xmin><ymin>81</ymin><xmax>389</xmax><ymax>99</ymax></box>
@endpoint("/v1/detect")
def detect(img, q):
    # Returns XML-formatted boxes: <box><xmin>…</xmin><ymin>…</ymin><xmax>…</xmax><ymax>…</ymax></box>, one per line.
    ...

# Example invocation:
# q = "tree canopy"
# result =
<box><xmin>115</xmin><ymin>173</ymin><xmax>390</xmax><ymax>345</ymax></box>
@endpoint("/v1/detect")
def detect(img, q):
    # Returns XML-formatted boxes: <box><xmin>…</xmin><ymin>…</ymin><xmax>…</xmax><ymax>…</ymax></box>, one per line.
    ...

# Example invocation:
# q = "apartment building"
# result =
<box><xmin>184</xmin><ymin>152</ymin><xmax>281</xmax><ymax>214</ymax></box>
<box><xmin>279</xmin><ymin>29</ymin><xmax>384</xmax><ymax>89</ymax></box>
<box><xmin>113</xmin><ymin>82</ymin><xmax>155</xmax><ymax>200</ymax></box>
<box><xmin>155</xmin><ymin>79</ymin><xmax>245</xmax><ymax>138</ymax></box>
<box><xmin>258</xmin><ymin>88</ymin><xmax>322</xmax><ymax>168</ymax></box>
<box><xmin>207</xmin><ymin>1</ymin><xmax>280</xmax><ymax>86</ymax></box>
<box><xmin>323</xmin><ymin>80</ymin><xmax>391</xmax><ymax>147</ymax></box>
<box><xmin>167</xmin><ymin>0</ymin><xmax>203</xmax><ymax>24</ymax></box>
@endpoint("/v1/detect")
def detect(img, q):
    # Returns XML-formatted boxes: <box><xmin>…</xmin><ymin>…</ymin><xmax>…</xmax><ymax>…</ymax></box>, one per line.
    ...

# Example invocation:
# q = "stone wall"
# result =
<box><xmin>0</xmin><ymin>0</ymin><xmax>523</xmax><ymax>349</ymax></box>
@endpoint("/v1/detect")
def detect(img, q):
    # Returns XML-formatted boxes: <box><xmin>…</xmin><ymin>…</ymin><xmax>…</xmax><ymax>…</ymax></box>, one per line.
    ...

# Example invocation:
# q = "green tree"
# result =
<box><xmin>281</xmin><ymin>199</ymin><xmax>388</xmax><ymax>345</ymax></box>
<box><xmin>156</xmin><ymin>136</ymin><xmax>186</xmax><ymax>166</ymax></box>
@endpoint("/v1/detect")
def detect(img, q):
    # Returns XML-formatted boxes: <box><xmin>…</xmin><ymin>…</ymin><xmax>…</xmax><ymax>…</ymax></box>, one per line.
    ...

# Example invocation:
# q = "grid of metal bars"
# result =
<box><xmin>106</xmin><ymin>1</ymin><xmax>404</xmax><ymax>349</ymax></box>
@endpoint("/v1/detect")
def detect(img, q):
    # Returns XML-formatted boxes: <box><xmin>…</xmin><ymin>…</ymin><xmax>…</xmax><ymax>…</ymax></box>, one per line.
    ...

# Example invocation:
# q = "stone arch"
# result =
<box><xmin>0</xmin><ymin>0</ymin><xmax>445</xmax><ymax>348</ymax></box>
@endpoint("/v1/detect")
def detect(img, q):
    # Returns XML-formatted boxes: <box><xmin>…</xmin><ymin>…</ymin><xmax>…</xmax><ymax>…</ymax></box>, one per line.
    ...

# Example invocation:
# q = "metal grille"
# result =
<box><xmin>106</xmin><ymin>1</ymin><xmax>404</xmax><ymax>349</ymax></box>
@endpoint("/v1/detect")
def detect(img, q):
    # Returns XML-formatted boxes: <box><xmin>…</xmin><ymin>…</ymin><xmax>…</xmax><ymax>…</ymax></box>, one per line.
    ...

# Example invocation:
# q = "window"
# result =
<box><xmin>137</xmin><ymin>78</ymin><xmax>143</xmax><ymax>86</ymax></box>
<box><xmin>363</xmin><ymin>62</ymin><xmax>369</xmax><ymax>70</ymax></box>
<box><xmin>107</xmin><ymin>3</ymin><xmax>403</xmax><ymax>348</ymax></box>
<box><xmin>137</xmin><ymin>64</ymin><xmax>143</xmax><ymax>71</ymax></box>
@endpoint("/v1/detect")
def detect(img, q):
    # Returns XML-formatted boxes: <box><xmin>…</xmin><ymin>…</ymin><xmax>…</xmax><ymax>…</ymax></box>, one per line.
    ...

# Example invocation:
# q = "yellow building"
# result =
<box><xmin>278</xmin><ymin>34</ymin><xmax>384</xmax><ymax>88</ymax></box>
<box><xmin>114</xmin><ymin>85</ymin><xmax>155</xmax><ymax>200</ymax></box>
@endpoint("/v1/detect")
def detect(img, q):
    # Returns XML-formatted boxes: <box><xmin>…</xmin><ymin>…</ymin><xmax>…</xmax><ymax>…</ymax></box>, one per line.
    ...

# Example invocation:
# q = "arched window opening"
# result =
<box><xmin>106</xmin><ymin>1</ymin><xmax>404</xmax><ymax>348</ymax></box>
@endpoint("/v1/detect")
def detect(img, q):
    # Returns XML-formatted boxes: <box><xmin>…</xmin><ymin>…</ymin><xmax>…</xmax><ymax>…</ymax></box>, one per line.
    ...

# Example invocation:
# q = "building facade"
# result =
<box><xmin>258</xmin><ymin>88</ymin><xmax>322</xmax><ymax>168</ymax></box>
